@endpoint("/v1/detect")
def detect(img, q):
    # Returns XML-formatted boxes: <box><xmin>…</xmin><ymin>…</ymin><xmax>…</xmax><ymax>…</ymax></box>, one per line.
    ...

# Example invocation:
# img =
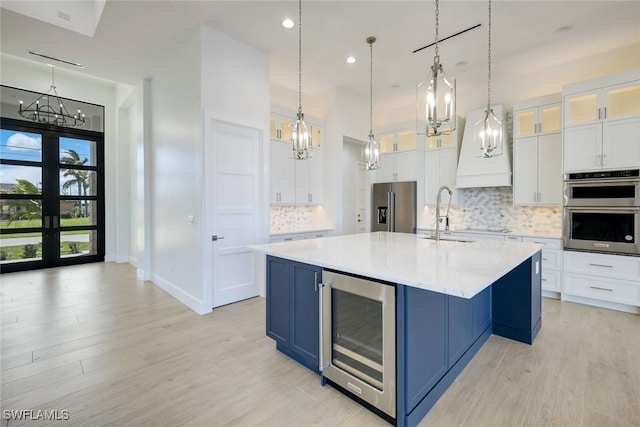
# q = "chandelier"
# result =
<box><xmin>363</xmin><ymin>36</ymin><xmax>380</xmax><ymax>171</ymax></box>
<box><xmin>291</xmin><ymin>0</ymin><xmax>312</xmax><ymax>160</ymax></box>
<box><xmin>474</xmin><ymin>0</ymin><xmax>503</xmax><ymax>157</ymax></box>
<box><xmin>18</xmin><ymin>65</ymin><xmax>85</xmax><ymax>127</ymax></box>
<box><xmin>417</xmin><ymin>0</ymin><xmax>456</xmax><ymax>137</ymax></box>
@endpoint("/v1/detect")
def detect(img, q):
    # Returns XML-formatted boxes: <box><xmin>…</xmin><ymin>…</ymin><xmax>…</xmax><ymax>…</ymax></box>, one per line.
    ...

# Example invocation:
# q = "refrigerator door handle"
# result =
<box><xmin>389</xmin><ymin>191</ymin><xmax>395</xmax><ymax>232</ymax></box>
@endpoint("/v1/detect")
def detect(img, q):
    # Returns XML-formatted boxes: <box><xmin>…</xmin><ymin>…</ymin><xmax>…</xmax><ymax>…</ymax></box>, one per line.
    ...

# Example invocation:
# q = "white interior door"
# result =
<box><xmin>356</xmin><ymin>161</ymin><xmax>367</xmax><ymax>233</ymax></box>
<box><xmin>209</xmin><ymin>120</ymin><xmax>260</xmax><ymax>308</ymax></box>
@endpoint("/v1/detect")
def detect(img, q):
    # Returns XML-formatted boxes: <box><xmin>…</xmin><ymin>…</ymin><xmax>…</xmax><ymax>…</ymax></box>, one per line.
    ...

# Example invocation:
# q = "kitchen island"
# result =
<box><xmin>250</xmin><ymin>232</ymin><xmax>543</xmax><ymax>426</ymax></box>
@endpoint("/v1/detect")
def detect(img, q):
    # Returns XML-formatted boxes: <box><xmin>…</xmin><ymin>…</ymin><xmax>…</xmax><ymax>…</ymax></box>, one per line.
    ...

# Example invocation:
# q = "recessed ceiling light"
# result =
<box><xmin>455</xmin><ymin>60</ymin><xmax>468</xmax><ymax>67</ymax></box>
<box><xmin>282</xmin><ymin>19</ymin><xmax>294</xmax><ymax>29</ymax></box>
<box><xmin>346</xmin><ymin>56</ymin><xmax>356</xmax><ymax>64</ymax></box>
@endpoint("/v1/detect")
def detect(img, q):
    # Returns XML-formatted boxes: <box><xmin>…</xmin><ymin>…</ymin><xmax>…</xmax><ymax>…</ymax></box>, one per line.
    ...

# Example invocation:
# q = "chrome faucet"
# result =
<box><xmin>435</xmin><ymin>185</ymin><xmax>453</xmax><ymax>241</ymax></box>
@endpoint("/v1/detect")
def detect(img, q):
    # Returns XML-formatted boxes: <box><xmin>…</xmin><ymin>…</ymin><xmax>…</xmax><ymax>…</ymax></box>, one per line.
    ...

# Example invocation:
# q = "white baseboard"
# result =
<box><xmin>561</xmin><ymin>293</ymin><xmax>640</xmax><ymax>315</ymax></box>
<box><xmin>151</xmin><ymin>273</ymin><xmax>212</xmax><ymax>315</ymax></box>
<box><xmin>115</xmin><ymin>255</ymin><xmax>128</xmax><ymax>263</ymax></box>
<box><xmin>542</xmin><ymin>290</ymin><xmax>560</xmax><ymax>300</ymax></box>
<box><xmin>104</xmin><ymin>254</ymin><xmax>116</xmax><ymax>262</ymax></box>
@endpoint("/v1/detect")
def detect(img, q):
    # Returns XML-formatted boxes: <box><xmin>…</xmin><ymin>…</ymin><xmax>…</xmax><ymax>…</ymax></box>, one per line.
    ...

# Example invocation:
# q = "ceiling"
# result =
<box><xmin>1</xmin><ymin>1</ymin><xmax>639</xmax><ymax>110</ymax></box>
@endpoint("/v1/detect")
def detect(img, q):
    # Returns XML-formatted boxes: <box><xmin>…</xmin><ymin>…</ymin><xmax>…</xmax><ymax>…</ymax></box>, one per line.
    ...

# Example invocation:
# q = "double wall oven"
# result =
<box><xmin>563</xmin><ymin>169</ymin><xmax>639</xmax><ymax>256</ymax></box>
<box><xmin>319</xmin><ymin>270</ymin><xmax>396</xmax><ymax>419</ymax></box>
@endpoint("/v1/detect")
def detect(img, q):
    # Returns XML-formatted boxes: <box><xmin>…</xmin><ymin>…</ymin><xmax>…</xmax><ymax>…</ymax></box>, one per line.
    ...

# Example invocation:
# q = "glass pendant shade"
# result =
<box><xmin>292</xmin><ymin>111</ymin><xmax>312</xmax><ymax>160</ymax></box>
<box><xmin>417</xmin><ymin>59</ymin><xmax>456</xmax><ymax>137</ymax></box>
<box><xmin>363</xmin><ymin>132</ymin><xmax>380</xmax><ymax>170</ymax></box>
<box><xmin>474</xmin><ymin>108</ymin><xmax>503</xmax><ymax>157</ymax></box>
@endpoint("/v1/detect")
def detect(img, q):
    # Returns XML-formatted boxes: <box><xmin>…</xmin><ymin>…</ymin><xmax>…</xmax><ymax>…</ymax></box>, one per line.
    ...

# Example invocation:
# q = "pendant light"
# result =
<box><xmin>474</xmin><ymin>0</ymin><xmax>503</xmax><ymax>157</ymax></box>
<box><xmin>292</xmin><ymin>0</ymin><xmax>312</xmax><ymax>160</ymax></box>
<box><xmin>363</xmin><ymin>36</ymin><xmax>380</xmax><ymax>171</ymax></box>
<box><xmin>18</xmin><ymin>65</ymin><xmax>85</xmax><ymax>127</ymax></box>
<box><xmin>417</xmin><ymin>0</ymin><xmax>456</xmax><ymax>137</ymax></box>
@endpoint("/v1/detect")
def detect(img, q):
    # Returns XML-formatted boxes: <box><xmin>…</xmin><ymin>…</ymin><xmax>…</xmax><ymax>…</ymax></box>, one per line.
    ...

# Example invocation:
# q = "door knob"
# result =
<box><xmin>211</xmin><ymin>235</ymin><xmax>225</xmax><ymax>241</ymax></box>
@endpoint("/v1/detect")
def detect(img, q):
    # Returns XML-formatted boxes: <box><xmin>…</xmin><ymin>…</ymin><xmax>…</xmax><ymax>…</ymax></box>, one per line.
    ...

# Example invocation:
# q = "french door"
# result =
<box><xmin>0</xmin><ymin>118</ymin><xmax>104</xmax><ymax>273</ymax></box>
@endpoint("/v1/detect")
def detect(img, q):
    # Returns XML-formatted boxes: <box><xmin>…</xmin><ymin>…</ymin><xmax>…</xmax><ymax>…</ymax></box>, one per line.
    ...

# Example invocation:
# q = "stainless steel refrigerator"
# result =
<box><xmin>371</xmin><ymin>181</ymin><xmax>417</xmax><ymax>233</ymax></box>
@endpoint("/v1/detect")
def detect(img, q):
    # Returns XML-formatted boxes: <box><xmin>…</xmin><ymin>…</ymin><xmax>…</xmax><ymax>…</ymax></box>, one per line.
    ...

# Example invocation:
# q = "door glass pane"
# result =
<box><xmin>59</xmin><ymin>137</ymin><xmax>96</xmax><ymax>166</ymax></box>
<box><xmin>311</xmin><ymin>125</ymin><xmax>321</xmax><ymax>148</ymax></box>
<box><xmin>60</xmin><ymin>200</ymin><xmax>98</xmax><ymax>226</ymax></box>
<box><xmin>567</xmin><ymin>93</ymin><xmax>597</xmax><ymax>124</ymax></box>
<box><xmin>379</xmin><ymin>133</ymin><xmax>395</xmax><ymax>153</ymax></box>
<box><xmin>269</xmin><ymin>114</ymin><xmax>277</xmax><ymax>139</ymax></box>
<box><xmin>517</xmin><ymin>110</ymin><xmax>536</xmax><ymax>136</ymax></box>
<box><xmin>0</xmin><ymin>233</ymin><xmax>42</xmax><ymax>264</ymax></box>
<box><xmin>0</xmin><ymin>129</ymin><xmax>42</xmax><ymax>162</ymax></box>
<box><xmin>280</xmin><ymin>117</ymin><xmax>294</xmax><ymax>141</ymax></box>
<box><xmin>0</xmin><ymin>198</ymin><xmax>42</xmax><ymax>228</ymax></box>
<box><xmin>571</xmin><ymin>212</ymin><xmax>634</xmax><ymax>243</ymax></box>
<box><xmin>60</xmin><ymin>230</ymin><xmax>97</xmax><ymax>258</ymax></box>
<box><xmin>541</xmin><ymin>105</ymin><xmax>561</xmax><ymax>132</ymax></box>
<box><xmin>608</xmin><ymin>85</ymin><xmax>640</xmax><ymax>118</ymax></box>
<box><xmin>59</xmin><ymin>169</ymin><xmax>97</xmax><ymax>196</ymax></box>
<box><xmin>332</xmin><ymin>289</ymin><xmax>383</xmax><ymax>390</ymax></box>
<box><xmin>396</xmin><ymin>130</ymin><xmax>415</xmax><ymax>150</ymax></box>
<box><xmin>0</xmin><ymin>165</ymin><xmax>42</xmax><ymax>194</ymax></box>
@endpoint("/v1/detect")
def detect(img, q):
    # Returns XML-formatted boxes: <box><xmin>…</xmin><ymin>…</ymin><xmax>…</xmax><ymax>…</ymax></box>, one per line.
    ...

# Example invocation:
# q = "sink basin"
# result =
<box><xmin>423</xmin><ymin>236</ymin><xmax>475</xmax><ymax>243</ymax></box>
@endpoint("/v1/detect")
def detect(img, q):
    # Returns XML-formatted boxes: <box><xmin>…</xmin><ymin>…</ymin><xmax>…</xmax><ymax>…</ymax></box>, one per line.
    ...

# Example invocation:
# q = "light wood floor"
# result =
<box><xmin>1</xmin><ymin>263</ymin><xmax>638</xmax><ymax>426</ymax></box>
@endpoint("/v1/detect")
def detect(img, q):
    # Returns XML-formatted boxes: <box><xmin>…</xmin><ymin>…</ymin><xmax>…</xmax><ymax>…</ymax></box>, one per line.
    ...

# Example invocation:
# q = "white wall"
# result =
<box><xmin>342</xmin><ymin>139</ymin><xmax>361</xmax><ymax>235</ymax></box>
<box><xmin>376</xmin><ymin>43</ymin><xmax>640</xmax><ymax>127</ymax></box>
<box><xmin>0</xmin><ymin>53</ymin><xmax>120</xmax><ymax>260</ymax></box>
<box><xmin>199</xmin><ymin>25</ymin><xmax>270</xmax><ymax>302</ymax></box>
<box><xmin>148</xmin><ymin>28</ymin><xmax>205</xmax><ymax>312</ymax></box>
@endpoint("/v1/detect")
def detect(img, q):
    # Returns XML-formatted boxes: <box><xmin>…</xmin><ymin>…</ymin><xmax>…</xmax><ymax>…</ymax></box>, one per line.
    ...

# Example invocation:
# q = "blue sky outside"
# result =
<box><xmin>0</xmin><ymin>129</ymin><xmax>94</xmax><ymax>194</ymax></box>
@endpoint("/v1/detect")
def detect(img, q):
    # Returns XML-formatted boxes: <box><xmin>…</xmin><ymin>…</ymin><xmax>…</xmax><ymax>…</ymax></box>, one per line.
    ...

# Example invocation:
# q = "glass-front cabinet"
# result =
<box><xmin>270</xmin><ymin>112</ymin><xmax>321</xmax><ymax>148</ymax></box>
<box><xmin>377</xmin><ymin>126</ymin><xmax>416</xmax><ymax>154</ymax></box>
<box><xmin>514</xmin><ymin>103</ymin><xmax>561</xmax><ymax>138</ymax></box>
<box><xmin>565</xmin><ymin>77</ymin><xmax>640</xmax><ymax>127</ymax></box>
<box><xmin>563</xmin><ymin>69</ymin><xmax>640</xmax><ymax>172</ymax></box>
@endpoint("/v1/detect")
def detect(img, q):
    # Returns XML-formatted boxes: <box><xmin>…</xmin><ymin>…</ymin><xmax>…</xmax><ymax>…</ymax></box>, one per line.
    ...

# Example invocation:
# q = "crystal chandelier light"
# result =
<box><xmin>474</xmin><ymin>0</ymin><xmax>503</xmax><ymax>157</ymax></box>
<box><xmin>363</xmin><ymin>36</ymin><xmax>380</xmax><ymax>171</ymax></box>
<box><xmin>417</xmin><ymin>0</ymin><xmax>456</xmax><ymax>137</ymax></box>
<box><xmin>291</xmin><ymin>0</ymin><xmax>312</xmax><ymax>160</ymax></box>
<box><xmin>18</xmin><ymin>65</ymin><xmax>85</xmax><ymax>127</ymax></box>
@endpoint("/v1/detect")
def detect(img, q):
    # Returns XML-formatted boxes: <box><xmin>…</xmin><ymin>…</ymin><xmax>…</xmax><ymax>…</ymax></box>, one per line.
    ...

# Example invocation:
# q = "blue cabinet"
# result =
<box><xmin>266</xmin><ymin>256</ymin><xmax>321</xmax><ymax>373</ymax></box>
<box><xmin>492</xmin><ymin>252</ymin><xmax>542</xmax><ymax>345</ymax></box>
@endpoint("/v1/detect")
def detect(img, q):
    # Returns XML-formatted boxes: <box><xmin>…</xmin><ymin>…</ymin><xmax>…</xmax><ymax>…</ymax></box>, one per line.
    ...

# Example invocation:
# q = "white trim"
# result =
<box><xmin>115</xmin><ymin>255</ymin><xmax>128</xmax><ymax>263</ymax></box>
<box><xmin>104</xmin><ymin>254</ymin><xmax>116</xmax><ymax>262</ymax></box>
<box><xmin>561</xmin><ymin>293</ymin><xmax>639</xmax><ymax>315</ymax></box>
<box><xmin>541</xmin><ymin>290</ymin><xmax>560</xmax><ymax>300</ymax></box>
<box><xmin>152</xmin><ymin>273</ymin><xmax>212</xmax><ymax>315</ymax></box>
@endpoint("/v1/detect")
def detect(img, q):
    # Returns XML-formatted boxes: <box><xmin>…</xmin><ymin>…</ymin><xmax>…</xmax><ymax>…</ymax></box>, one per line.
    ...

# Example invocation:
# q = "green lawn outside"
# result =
<box><xmin>0</xmin><ymin>218</ymin><xmax>91</xmax><ymax>239</ymax></box>
<box><xmin>0</xmin><ymin>242</ymin><xmax>89</xmax><ymax>261</ymax></box>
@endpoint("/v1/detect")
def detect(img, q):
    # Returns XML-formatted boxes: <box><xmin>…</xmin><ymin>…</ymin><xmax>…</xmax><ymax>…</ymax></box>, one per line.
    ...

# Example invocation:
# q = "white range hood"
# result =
<box><xmin>456</xmin><ymin>104</ymin><xmax>512</xmax><ymax>188</ymax></box>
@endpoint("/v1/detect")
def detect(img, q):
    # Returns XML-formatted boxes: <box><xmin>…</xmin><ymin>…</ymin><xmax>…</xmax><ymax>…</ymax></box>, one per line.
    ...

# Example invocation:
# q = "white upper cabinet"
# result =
<box><xmin>270</xmin><ymin>107</ymin><xmax>324</xmax><ymax>204</ymax></box>
<box><xmin>563</xmin><ymin>69</ymin><xmax>640</xmax><ymax>172</ymax></box>
<box><xmin>270</xmin><ymin>111</ymin><xmax>322</xmax><ymax>148</ymax></box>
<box><xmin>513</xmin><ymin>94</ymin><xmax>562</xmax><ymax>206</ymax></box>
<box><xmin>373</xmin><ymin>122</ymin><xmax>420</xmax><ymax>183</ymax></box>
<box><xmin>270</xmin><ymin>141</ymin><xmax>296</xmax><ymax>204</ymax></box>
<box><xmin>423</xmin><ymin>117</ymin><xmax>464</xmax><ymax>205</ymax></box>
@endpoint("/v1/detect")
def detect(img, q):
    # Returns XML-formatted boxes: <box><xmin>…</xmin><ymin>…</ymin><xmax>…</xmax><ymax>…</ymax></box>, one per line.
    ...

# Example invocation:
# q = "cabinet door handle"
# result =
<box><xmin>589</xmin><ymin>286</ymin><xmax>613</xmax><ymax>292</ymax></box>
<box><xmin>603</xmin><ymin>106</ymin><xmax>607</xmax><ymax>120</ymax></box>
<box><xmin>597</xmin><ymin>108</ymin><xmax>602</xmax><ymax>120</ymax></box>
<box><xmin>589</xmin><ymin>263</ymin><xmax>613</xmax><ymax>268</ymax></box>
<box><xmin>538</xmin><ymin>192</ymin><xmax>542</xmax><ymax>202</ymax></box>
<box><xmin>314</xmin><ymin>272</ymin><xmax>318</xmax><ymax>292</ymax></box>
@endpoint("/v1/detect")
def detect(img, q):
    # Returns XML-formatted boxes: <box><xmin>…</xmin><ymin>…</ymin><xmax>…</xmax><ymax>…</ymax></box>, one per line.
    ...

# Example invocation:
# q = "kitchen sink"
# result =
<box><xmin>423</xmin><ymin>236</ymin><xmax>475</xmax><ymax>243</ymax></box>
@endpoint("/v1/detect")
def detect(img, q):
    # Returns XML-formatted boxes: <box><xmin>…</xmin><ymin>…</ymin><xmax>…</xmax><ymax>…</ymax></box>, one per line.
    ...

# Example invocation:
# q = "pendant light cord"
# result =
<box><xmin>366</xmin><ymin>37</ymin><xmax>377</xmax><ymax>136</ymax></box>
<box><xmin>434</xmin><ymin>0</ymin><xmax>440</xmax><ymax>60</ymax></box>
<box><xmin>487</xmin><ymin>0</ymin><xmax>492</xmax><ymax>111</ymax></box>
<box><xmin>298</xmin><ymin>0</ymin><xmax>302</xmax><ymax>114</ymax></box>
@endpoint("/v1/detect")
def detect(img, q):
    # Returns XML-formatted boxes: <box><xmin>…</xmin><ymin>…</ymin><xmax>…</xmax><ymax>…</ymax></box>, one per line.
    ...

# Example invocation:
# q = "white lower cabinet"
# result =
<box><xmin>563</xmin><ymin>251</ymin><xmax>640</xmax><ymax>311</ymax></box>
<box><xmin>523</xmin><ymin>237</ymin><xmax>563</xmax><ymax>293</ymax></box>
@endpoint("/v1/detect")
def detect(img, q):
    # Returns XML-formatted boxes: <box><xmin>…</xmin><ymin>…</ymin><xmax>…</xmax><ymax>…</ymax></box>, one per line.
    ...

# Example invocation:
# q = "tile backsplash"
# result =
<box><xmin>270</xmin><ymin>205</ymin><xmax>313</xmax><ymax>234</ymax></box>
<box><xmin>420</xmin><ymin>187</ymin><xmax>562</xmax><ymax>236</ymax></box>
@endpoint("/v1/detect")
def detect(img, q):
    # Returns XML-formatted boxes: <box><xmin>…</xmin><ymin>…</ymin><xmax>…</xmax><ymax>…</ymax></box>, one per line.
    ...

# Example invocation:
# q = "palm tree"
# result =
<box><xmin>60</xmin><ymin>149</ymin><xmax>89</xmax><ymax>197</ymax></box>
<box><xmin>60</xmin><ymin>149</ymin><xmax>89</xmax><ymax>215</ymax></box>
<box><xmin>5</xmin><ymin>179</ymin><xmax>42</xmax><ymax>223</ymax></box>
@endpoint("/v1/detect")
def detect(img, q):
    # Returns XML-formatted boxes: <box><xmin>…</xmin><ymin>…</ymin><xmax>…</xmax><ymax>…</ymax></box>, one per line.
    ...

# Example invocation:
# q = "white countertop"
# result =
<box><xmin>249</xmin><ymin>232</ymin><xmax>543</xmax><ymax>298</ymax></box>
